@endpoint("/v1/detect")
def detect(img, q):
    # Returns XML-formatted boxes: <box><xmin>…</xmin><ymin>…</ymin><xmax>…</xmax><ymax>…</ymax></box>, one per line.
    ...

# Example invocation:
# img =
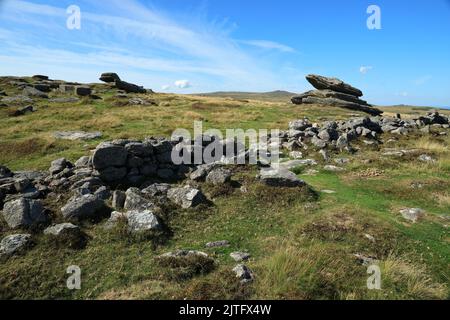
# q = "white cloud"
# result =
<box><xmin>396</xmin><ymin>91</ymin><xmax>408</xmax><ymax>97</ymax></box>
<box><xmin>174</xmin><ymin>80</ymin><xmax>191</xmax><ymax>89</ymax></box>
<box><xmin>239</xmin><ymin>40</ymin><xmax>295</xmax><ymax>53</ymax></box>
<box><xmin>161</xmin><ymin>85</ymin><xmax>171</xmax><ymax>90</ymax></box>
<box><xmin>359</xmin><ymin>66</ymin><xmax>373</xmax><ymax>74</ymax></box>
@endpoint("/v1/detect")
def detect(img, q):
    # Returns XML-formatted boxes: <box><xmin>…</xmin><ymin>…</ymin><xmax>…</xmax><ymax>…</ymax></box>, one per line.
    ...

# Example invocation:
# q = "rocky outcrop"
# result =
<box><xmin>292</xmin><ymin>74</ymin><xmax>382</xmax><ymax>116</ymax></box>
<box><xmin>115</xmin><ymin>79</ymin><xmax>146</xmax><ymax>94</ymax></box>
<box><xmin>305</xmin><ymin>74</ymin><xmax>363</xmax><ymax>97</ymax></box>
<box><xmin>99</xmin><ymin>72</ymin><xmax>121</xmax><ymax>83</ymax></box>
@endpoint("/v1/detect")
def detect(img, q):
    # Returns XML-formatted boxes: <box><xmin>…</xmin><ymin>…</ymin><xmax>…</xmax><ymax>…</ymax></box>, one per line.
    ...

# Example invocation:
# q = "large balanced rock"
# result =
<box><xmin>99</xmin><ymin>72</ymin><xmax>121</xmax><ymax>83</ymax></box>
<box><xmin>2</xmin><ymin>198</ymin><xmax>48</xmax><ymax>229</ymax></box>
<box><xmin>292</xmin><ymin>74</ymin><xmax>383</xmax><ymax>116</ymax></box>
<box><xmin>302</xmin><ymin>96</ymin><xmax>382</xmax><ymax>116</ymax></box>
<box><xmin>115</xmin><ymin>80</ymin><xmax>146</xmax><ymax>94</ymax></box>
<box><xmin>306</xmin><ymin>74</ymin><xmax>363</xmax><ymax>97</ymax></box>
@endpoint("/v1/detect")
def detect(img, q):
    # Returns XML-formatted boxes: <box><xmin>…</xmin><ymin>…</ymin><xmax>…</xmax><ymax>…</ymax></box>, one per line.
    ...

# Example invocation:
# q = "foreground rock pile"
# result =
<box><xmin>273</xmin><ymin>111</ymin><xmax>449</xmax><ymax>154</ymax></box>
<box><xmin>0</xmin><ymin>108</ymin><xmax>448</xmax><ymax>283</ymax></box>
<box><xmin>292</xmin><ymin>74</ymin><xmax>383</xmax><ymax>116</ymax></box>
<box><xmin>0</xmin><ymin>73</ymin><xmax>150</xmax><ymax>117</ymax></box>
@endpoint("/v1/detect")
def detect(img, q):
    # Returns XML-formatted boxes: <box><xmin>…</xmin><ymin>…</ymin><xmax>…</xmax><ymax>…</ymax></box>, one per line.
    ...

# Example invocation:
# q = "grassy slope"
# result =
<box><xmin>191</xmin><ymin>90</ymin><xmax>298</xmax><ymax>103</ymax></box>
<box><xmin>0</xmin><ymin>78</ymin><xmax>449</xmax><ymax>299</ymax></box>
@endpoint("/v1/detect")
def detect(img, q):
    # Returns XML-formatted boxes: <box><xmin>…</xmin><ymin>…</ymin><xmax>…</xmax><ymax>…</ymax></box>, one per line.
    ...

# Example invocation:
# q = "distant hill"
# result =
<box><xmin>192</xmin><ymin>90</ymin><xmax>297</xmax><ymax>103</ymax></box>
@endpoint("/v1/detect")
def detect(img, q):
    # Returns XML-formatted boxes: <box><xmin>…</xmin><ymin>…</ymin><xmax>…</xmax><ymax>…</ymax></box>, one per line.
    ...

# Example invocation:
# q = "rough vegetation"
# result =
<box><xmin>0</xmin><ymin>74</ymin><xmax>449</xmax><ymax>300</ymax></box>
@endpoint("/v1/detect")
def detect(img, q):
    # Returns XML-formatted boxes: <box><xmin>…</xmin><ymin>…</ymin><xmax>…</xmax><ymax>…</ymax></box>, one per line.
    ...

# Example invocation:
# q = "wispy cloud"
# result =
<box><xmin>239</xmin><ymin>40</ymin><xmax>296</xmax><ymax>53</ymax></box>
<box><xmin>0</xmin><ymin>0</ymin><xmax>285</xmax><ymax>91</ymax></box>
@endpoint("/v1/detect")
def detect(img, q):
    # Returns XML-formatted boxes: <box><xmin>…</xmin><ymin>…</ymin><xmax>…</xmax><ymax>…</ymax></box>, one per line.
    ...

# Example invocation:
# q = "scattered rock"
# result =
<box><xmin>230</xmin><ymin>251</ymin><xmax>251</xmax><ymax>262</ymax></box>
<box><xmin>205</xmin><ymin>240</ymin><xmax>230</xmax><ymax>248</ymax></box>
<box><xmin>418</xmin><ymin>154</ymin><xmax>435</xmax><ymax>163</ymax></box>
<box><xmin>44</xmin><ymin>223</ymin><xmax>86</xmax><ymax>248</ymax></box>
<box><xmin>323</xmin><ymin>165</ymin><xmax>344</xmax><ymax>172</ymax></box>
<box><xmin>167</xmin><ymin>186</ymin><xmax>207</xmax><ymax>209</ymax></box>
<box><xmin>61</xmin><ymin>194</ymin><xmax>108</xmax><ymax>220</ymax></box>
<box><xmin>49</xmin><ymin>158</ymin><xmax>73</xmax><ymax>175</ymax></box>
<box><xmin>12</xmin><ymin>105</ymin><xmax>34</xmax><ymax>116</ymax></box>
<box><xmin>1</xmin><ymin>95</ymin><xmax>33</xmax><ymax>104</ymax></box>
<box><xmin>48</xmin><ymin>97</ymin><xmax>80</xmax><ymax>103</ymax></box>
<box><xmin>124</xmin><ymin>188</ymin><xmax>158</xmax><ymax>211</ymax></box>
<box><xmin>259</xmin><ymin>167</ymin><xmax>306</xmax><ymax>187</ymax></box>
<box><xmin>2</xmin><ymin>198</ymin><xmax>48</xmax><ymax>229</ymax></box>
<box><xmin>53</xmin><ymin>131</ymin><xmax>102</xmax><ymax>141</ymax></box>
<box><xmin>289</xmin><ymin>151</ymin><xmax>303</xmax><ymax>159</ymax></box>
<box><xmin>0</xmin><ymin>234</ymin><xmax>32</xmax><ymax>257</ymax></box>
<box><xmin>75</xmin><ymin>156</ymin><xmax>91</xmax><ymax>168</ymax></box>
<box><xmin>399</xmin><ymin>208</ymin><xmax>425</xmax><ymax>223</ymax></box>
<box><xmin>23</xmin><ymin>86</ymin><xmax>48</xmax><ymax>98</ymax></box>
<box><xmin>206</xmin><ymin>167</ymin><xmax>232</xmax><ymax>185</ymax></box>
<box><xmin>126</xmin><ymin>209</ymin><xmax>161</xmax><ymax>233</ymax></box>
<box><xmin>232</xmin><ymin>264</ymin><xmax>254</xmax><ymax>284</ymax></box>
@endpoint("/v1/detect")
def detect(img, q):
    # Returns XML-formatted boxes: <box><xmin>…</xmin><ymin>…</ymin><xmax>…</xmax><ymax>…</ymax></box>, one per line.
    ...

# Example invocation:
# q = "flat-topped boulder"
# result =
<box><xmin>306</xmin><ymin>74</ymin><xmax>363</xmax><ymax>97</ymax></box>
<box><xmin>115</xmin><ymin>79</ymin><xmax>146</xmax><ymax>94</ymax></box>
<box><xmin>53</xmin><ymin>131</ymin><xmax>102</xmax><ymax>141</ymax></box>
<box><xmin>292</xmin><ymin>74</ymin><xmax>383</xmax><ymax>116</ymax></box>
<box><xmin>259</xmin><ymin>167</ymin><xmax>306</xmax><ymax>187</ymax></box>
<box><xmin>99</xmin><ymin>72</ymin><xmax>121</xmax><ymax>83</ymax></box>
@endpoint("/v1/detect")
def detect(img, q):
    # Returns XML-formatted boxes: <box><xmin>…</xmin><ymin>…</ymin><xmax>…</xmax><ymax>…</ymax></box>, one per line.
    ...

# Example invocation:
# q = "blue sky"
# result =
<box><xmin>0</xmin><ymin>0</ymin><xmax>449</xmax><ymax>107</ymax></box>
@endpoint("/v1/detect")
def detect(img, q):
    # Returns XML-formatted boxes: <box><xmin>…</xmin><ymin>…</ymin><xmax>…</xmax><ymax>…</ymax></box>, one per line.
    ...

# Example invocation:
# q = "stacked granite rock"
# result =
<box><xmin>99</xmin><ymin>72</ymin><xmax>147</xmax><ymax>94</ymax></box>
<box><xmin>292</xmin><ymin>74</ymin><xmax>383</xmax><ymax>116</ymax></box>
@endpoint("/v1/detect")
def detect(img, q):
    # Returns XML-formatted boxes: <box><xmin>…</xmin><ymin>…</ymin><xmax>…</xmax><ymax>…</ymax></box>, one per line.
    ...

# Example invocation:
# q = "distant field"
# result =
<box><xmin>192</xmin><ymin>90</ymin><xmax>298</xmax><ymax>103</ymax></box>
